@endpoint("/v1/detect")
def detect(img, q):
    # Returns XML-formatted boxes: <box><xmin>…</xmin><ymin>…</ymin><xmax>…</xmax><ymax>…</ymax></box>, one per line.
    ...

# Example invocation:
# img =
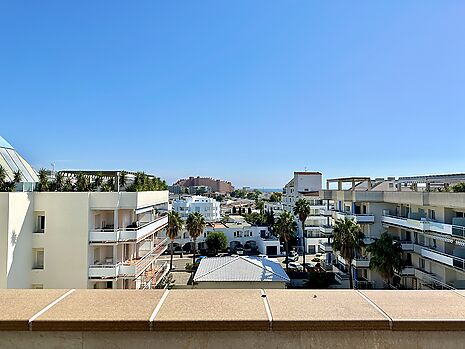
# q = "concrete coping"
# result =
<box><xmin>0</xmin><ymin>289</ymin><xmax>465</xmax><ymax>331</ymax></box>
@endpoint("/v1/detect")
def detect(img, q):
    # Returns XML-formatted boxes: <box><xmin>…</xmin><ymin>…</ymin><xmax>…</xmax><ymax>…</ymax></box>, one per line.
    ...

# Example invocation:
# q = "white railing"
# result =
<box><xmin>382</xmin><ymin>215</ymin><xmax>465</xmax><ymax>239</ymax></box>
<box><xmin>88</xmin><ymin>264</ymin><xmax>118</xmax><ymax>278</ymax></box>
<box><xmin>333</xmin><ymin>211</ymin><xmax>375</xmax><ymax>224</ymax></box>
<box><xmin>89</xmin><ymin>215</ymin><xmax>168</xmax><ymax>243</ymax></box>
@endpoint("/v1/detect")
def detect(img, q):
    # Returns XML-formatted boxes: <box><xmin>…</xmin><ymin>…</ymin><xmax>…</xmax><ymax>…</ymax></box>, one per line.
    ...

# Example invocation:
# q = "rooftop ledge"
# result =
<box><xmin>1</xmin><ymin>289</ymin><xmax>465</xmax><ymax>332</ymax></box>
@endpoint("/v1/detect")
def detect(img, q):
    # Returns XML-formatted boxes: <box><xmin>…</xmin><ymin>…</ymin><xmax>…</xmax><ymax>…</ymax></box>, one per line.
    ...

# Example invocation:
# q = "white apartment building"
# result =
<box><xmin>282</xmin><ymin>171</ymin><xmax>329</xmax><ymax>254</ymax></box>
<box><xmin>1</xmin><ymin>191</ymin><xmax>169</xmax><ymax>290</ymax></box>
<box><xmin>0</xmin><ymin>136</ymin><xmax>170</xmax><ymax>290</ymax></box>
<box><xmin>173</xmin><ymin>195</ymin><xmax>221</xmax><ymax>221</ymax></box>
<box><xmin>164</xmin><ymin>220</ymin><xmax>281</xmax><ymax>256</ymax></box>
<box><xmin>323</xmin><ymin>174</ymin><xmax>465</xmax><ymax>290</ymax></box>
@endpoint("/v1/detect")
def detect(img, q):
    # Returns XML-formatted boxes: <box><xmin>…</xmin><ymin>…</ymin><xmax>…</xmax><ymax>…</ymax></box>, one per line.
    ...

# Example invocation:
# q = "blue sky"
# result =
<box><xmin>1</xmin><ymin>1</ymin><xmax>465</xmax><ymax>188</ymax></box>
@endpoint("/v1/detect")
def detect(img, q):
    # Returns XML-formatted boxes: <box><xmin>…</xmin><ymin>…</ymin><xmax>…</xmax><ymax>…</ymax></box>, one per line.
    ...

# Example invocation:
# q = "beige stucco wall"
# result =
<box><xmin>7</xmin><ymin>193</ymin><xmax>35</xmax><ymax>288</ymax></box>
<box><xmin>32</xmin><ymin>193</ymin><xmax>90</xmax><ymax>289</ymax></box>
<box><xmin>1</xmin><ymin>330</ymin><xmax>465</xmax><ymax>349</ymax></box>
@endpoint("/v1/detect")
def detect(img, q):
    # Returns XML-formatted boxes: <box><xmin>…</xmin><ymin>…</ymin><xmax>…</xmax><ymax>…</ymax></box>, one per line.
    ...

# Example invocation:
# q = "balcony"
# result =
<box><xmin>88</xmin><ymin>264</ymin><xmax>118</xmax><ymax>279</ymax></box>
<box><xmin>414</xmin><ymin>268</ymin><xmax>456</xmax><ymax>290</ymax></box>
<box><xmin>399</xmin><ymin>240</ymin><xmax>414</xmax><ymax>251</ymax></box>
<box><xmin>333</xmin><ymin>211</ymin><xmax>375</xmax><ymax>224</ymax></box>
<box><xmin>352</xmin><ymin>256</ymin><xmax>370</xmax><ymax>268</ymax></box>
<box><xmin>319</xmin><ymin>208</ymin><xmax>333</xmax><ymax>216</ymax></box>
<box><xmin>413</xmin><ymin>244</ymin><xmax>465</xmax><ymax>271</ymax></box>
<box><xmin>400</xmin><ymin>266</ymin><xmax>415</xmax><ymax>276</ymax></box>
<box><xmin>89</xmin><ymin>215</ymin><xmax>168</xmax><ymax>243</ymax></box>
<box><xmin>382</xmin><ymin>215</ymin><xmax>465</xmax><ymax>239</ymax></box>
<box><xmin>119</xmin><ymin>238</ymin><xmax>169</xmax><ymax>277</ymax></box>
<box><xmin>319</xmin><ymin>225</ymin><xmax>333</xmax><ymax>234</ymax></box>
<box><xmin>318</xmin><ymin>241</ymin><xmax>333</xmax><ymax>253</ymax></box>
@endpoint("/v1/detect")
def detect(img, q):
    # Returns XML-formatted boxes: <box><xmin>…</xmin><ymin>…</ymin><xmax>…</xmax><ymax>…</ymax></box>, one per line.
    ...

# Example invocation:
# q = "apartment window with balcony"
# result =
<box><xmin>32</xmin><ymin>248</ymin><xmax>44</xmax><ymax>269</ymax></box>
<box><xmin>36</xmin><ymin>215</ymin><xmax>45</xmax><ymax>233</ymax></box>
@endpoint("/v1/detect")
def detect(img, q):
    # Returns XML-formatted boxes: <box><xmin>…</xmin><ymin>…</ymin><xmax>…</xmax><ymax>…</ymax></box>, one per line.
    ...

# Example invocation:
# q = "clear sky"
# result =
<box><xmin>1</xmin><ymin>1</ymin><xmax>465</xmax><ymax>188</ymax></box>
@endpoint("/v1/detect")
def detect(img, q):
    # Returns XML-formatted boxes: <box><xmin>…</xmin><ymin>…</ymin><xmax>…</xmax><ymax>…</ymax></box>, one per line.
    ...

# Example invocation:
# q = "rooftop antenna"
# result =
<box><xmin>51</xmin><ymin>163</ymin><xmax>56</xmax><ymax>178</ymax></box>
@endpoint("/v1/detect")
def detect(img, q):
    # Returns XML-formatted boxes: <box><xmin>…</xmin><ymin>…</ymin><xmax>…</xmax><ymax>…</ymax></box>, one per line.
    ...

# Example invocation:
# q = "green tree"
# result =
<box><xmin>205</xmin><ymin>231</ymin><xmax>228</xmax><ymax>255</ymax></box>
<box><xmin>167</xmin><ymin>211</ymin><xmax>184</xmax><ymax>270</ymax></box>
<box><xmin>119</xmin><ymin>170</ymin><xmax>128</xmax><ymax>188</ymax></box>
<box><xmin>63</xmin><ymin>177</ymin><xmax>74</xmax><ymax>191</ymax></box>
<box><xmin>53</xmin><ymin>172</ymin><xmax>64</xmax><ymax>191</ymax></box>
<box><xmin>256</xmin><ymin>200</ymin><xmax>265</xmax><ymax>214</ymax></box>
<box><xmin>13</xmin><ymin>170</ymin><xmax>22</xmax><ymax>183</ymax></box>
<box><xmin>274</xmin><ymin>211</ymin><xmax>298</xmax><ymax>272</ymax></box>
<box><xmin>75</xmin><ymin>172</ymin><xmax>91</xmax><ymax>192</ymax></box>
<box><xmin>186</xmin><ymin>212</ymin><xmax>206</xmax><ymax>265</ymax></box>
<box><xmin>244</xmin><ymin>212</ymin><xmax>267</xmax><ymax>226</ymax></box>
<box><xmin>367</xmin><ymin>232</ymin><xmax>404</xmax><ymax>288</ymax></box>
<box><xmin>332</xmin><ymin>217</ymin><xmax>365</xmax><ymax>289</ymax></box>
<box><xmin>269</xmin><ymin>192</ymin><xmax>282</xmax><ymax>202</ymax></box>
<box><xmin>294</xmin><ymin>198</ymin><xmax>312</xmax><ymax>269</ymax></box>
<box><xmin>451</xmin><ymin>182</ymin><xmax>465</xmax><ymax>192</ymax></box>
<box><xmin>38</xmin><ymin>168</ymin><xmax>50</xmax><ymax>192</ymax></box>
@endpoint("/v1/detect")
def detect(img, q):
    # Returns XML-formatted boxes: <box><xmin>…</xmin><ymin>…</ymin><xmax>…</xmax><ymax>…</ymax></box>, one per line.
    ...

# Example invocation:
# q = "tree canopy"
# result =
<box><xmin>205</xmin><ymin>232</ymin><xmax>228</xmax><ymax>254</ymax></box>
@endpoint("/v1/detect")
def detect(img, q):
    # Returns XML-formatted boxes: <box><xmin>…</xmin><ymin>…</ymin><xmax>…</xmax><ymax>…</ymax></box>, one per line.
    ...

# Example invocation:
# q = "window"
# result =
<box><xmin>33</xmin><ymin>248</ymin><xmax>44</xmax><ymax>269</ymax></box>
<box><xmin>36</xmin><ymin>215</ymin><xmax>45</xmax><ymax>233</ymax></box>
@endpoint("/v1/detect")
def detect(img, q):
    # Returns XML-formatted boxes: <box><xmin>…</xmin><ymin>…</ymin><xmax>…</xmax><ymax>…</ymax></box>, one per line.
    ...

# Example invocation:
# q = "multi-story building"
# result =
<box><xmin>282</xmin><ymin>171</ymin><xmax>328</xmax><ymax>254</ymax></box>
<box><xmin>172</xmin><ymin>176</ymin><xmax>234</xmax><ymax>194</ymax></box>
<box><xmin>173</xmin><ymin>195</ymin><xmax>221</xmax><ymax>221</ymax></box>
<box><xmin>0</xmin><ymin>136</ymin><xmax>170</xmax><ymax>290</ymax></box>
<box><xmin>1</xmin><ymin>190</ymin><xmax>169</xmax><ymax>290</ymax></box>
<box><xmin>164</xmin><ymin>220</ymin><xmax>281</xmax><ymax>256</ymax></box>
<box><xmin>322</xmin><ymin>174</ymin><xmax>465</xmax><ymax>290</ymax></box>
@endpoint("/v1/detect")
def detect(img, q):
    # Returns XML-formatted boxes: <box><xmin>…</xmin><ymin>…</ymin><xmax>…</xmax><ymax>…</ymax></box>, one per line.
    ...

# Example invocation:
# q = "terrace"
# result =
<box><xmin>2</xmin><ymin>289</ymin><xmax>465</xmax><ymax>348</ymax></box>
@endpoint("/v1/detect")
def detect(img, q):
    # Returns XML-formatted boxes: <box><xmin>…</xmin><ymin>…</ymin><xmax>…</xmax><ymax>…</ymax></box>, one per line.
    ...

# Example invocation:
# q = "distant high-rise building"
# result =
<box><xmin>172</xmin><ymin>176</ymin><xmax>234</xmax><ymax>194</ymax></box>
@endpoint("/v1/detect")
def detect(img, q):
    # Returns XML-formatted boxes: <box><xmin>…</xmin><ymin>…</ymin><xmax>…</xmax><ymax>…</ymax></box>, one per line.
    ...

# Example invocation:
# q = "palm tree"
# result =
<box><xmin>119</xmin><ymin>170</ymin><xmax>128</xmax><ymax>189</ymax></box>
<box><xmin>332</xmin><ymin>217</ymin><xmax>365</xmax><ymax>289</ymax></box>
<box><xmin>63</xmin><ymin>177</ymin><xmax>74</xmax><ymax>191</ymax></box>
<box><xmin>275</xmin><ymin>211</ymin><xmax>298</xmax><ymax>272</ymax></box>
<box><xmin>13</xmin><ymin>170</ymin><xmax>22</xmax><ymax>183</ymax></box>
<box><xmin>293</xmin><ymin>198</ymin><xmax>311</xmax><ymax>270</ymax></box>
<box><xmin>54</xmin><ymin>172</ymin><xmax>64</xmax><ymax>191</ymax></box>
<box><xmin>0</xmin><ymin>165</ymin><xmax>6</xmax><ymax>191</ymax></box>
<box><xmin>186</xmin><ymin>212</ymin><xmax>206</xmax><ymax>265</ymax></box>
<box><xmin>367</xmin><ymin>232</ymin><xmax>404</xmax><ymax>288</ymax></box>
<box><xmin>38</xmin><ymin>168</ymin><xmax>49</xmax><ymax>192</ymax></box>
<box><xmin>167</xmin><ymin>211</ymin><xmax>183</xmax><ymax>270</ymax></box>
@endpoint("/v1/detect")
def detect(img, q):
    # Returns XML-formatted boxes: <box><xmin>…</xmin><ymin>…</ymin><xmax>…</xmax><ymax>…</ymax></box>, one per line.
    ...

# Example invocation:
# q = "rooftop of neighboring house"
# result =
<box><xmin>193</xmin><ymin>256</ymin><xmax>290</xmax><ymax>283</ymax></box>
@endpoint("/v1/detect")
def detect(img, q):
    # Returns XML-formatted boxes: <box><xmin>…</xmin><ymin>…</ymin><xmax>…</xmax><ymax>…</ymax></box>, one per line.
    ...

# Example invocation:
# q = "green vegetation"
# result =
<box><xmin>36</xmin><ymin>170</ymin><xmax>167</xmax><ymax>192</ymax></box>
<box><xmin>230</xmin><ymin>188</ymin><xmax>262</xmax><ymax>200</ymax></box>
<box><xmin>167</xmin><ymin>211</ymin><xmax>184</xmax><ymax>270</ymax></box>
<box><xmin>269</xmin><ymin>192</ymin><xmax>282</xmax><ymax>202</ymax></box>
<box><xmin>244</xmin><ymin>212</ymin><xmax>267</xmax><ymax>226</ymax></box>
<box><xmin>332</xmin><ymin>217</ymin><xmax>365</xmax><ymax>289</ymax></box>
<box><xmin>367</xmin><ymin>232</ymin><xmax>404</xmax><ymax>288</ymax></box>
<box><xmin>186</xmin><ymin>212</ymin><xmax>206</xmax><ymax>265</ymax></box>
<box><xmin>294</xmin><ymin>198</ymin><xmax>312</xmax><ymax>269</ymax></box>
<box><xmin>451</xmin><ymin>182</ymin><xmax>465</xmax><ymax>192</ymax></box>
<box><xmin>274</xmin><ymin>211</ymin><xmax>298</xmax><ymax>272</ymax></box>
<box><xmin>205</xmin><ymin>231</ymin><xmax>228</xmax><ymax>255</ymax></box>
<box><xmin>0</xmin><ymin>165</ymin><xmax>20</xmax><ymax>192</ymax></box>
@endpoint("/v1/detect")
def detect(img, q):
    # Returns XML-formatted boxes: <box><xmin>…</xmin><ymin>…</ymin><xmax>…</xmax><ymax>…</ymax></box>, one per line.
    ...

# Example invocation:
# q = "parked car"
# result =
<box><xmin>288</xmin><ymin>262</ymin><xmax>303</xmax><ymax>271</ymax></box>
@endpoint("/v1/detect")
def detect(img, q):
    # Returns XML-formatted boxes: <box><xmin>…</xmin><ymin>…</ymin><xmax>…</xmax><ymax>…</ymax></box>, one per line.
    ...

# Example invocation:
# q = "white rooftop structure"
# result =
<box><xmin>193</xmin><ymin>256</ymin><xmax>289</xmax><ymax>288</ymax></box>
<box><xmin>0</xmin><ymin>136</ymin><xmax>39</xmax><ymax>187</ymax></box>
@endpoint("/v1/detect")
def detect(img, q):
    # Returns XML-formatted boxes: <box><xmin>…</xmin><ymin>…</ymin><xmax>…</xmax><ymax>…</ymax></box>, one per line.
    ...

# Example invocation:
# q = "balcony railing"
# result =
<box><xmin>382</xmin><ymin>215</ymin><xmax>465</xmax><ymax>240</ymax></box>
<box><xmin>89</xmin><ymin>215</ymin><xmax>168</xmax><ymax>243</ymax></box>
<box><xmin>333</xmin><ymin>211</ymin><xmax>375</xmax><ymax>224</ymax></box>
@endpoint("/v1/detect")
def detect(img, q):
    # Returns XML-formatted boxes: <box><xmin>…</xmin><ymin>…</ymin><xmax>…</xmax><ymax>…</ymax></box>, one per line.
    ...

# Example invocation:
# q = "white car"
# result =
<box><xmin>287</xmin><ymin>262</ymin><xmax>303</xmax><ymax>271</ymax></box>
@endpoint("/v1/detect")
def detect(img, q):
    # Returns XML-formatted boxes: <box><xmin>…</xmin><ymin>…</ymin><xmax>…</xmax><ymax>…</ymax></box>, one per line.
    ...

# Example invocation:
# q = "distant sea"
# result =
<box><xmin>254</xmin><ymin>188</ymin><xmax>282</xmax><ymax>193</ymax></box>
